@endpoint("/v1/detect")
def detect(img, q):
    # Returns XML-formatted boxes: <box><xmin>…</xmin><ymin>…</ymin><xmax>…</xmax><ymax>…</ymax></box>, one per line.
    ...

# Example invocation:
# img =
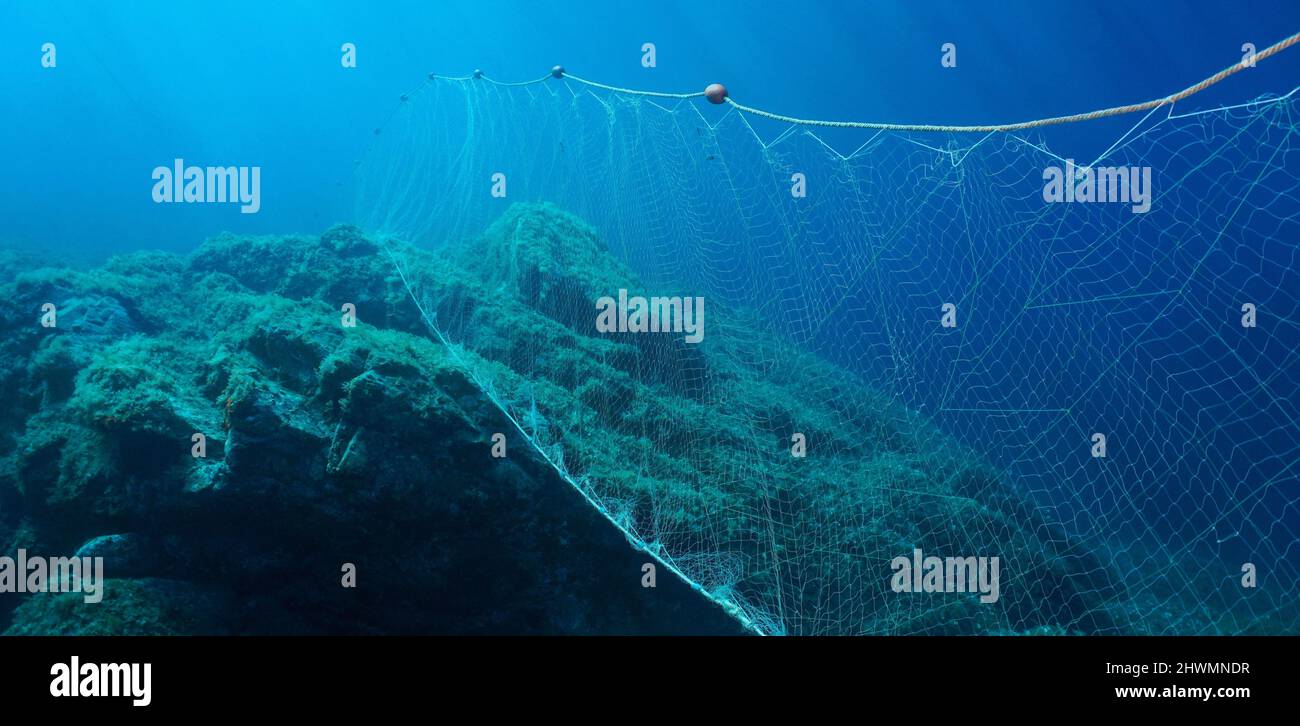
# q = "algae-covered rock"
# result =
<box><xmin>5</xmin><ymin>578</ymin><xmax>236</xmax><ymax>636</ymax></box>
<box><xmin>0</xmin><ymin>216</ymin><xmax>749</xmax><ymax>635</ymax></box>
<box><xmin>0</xmin><ymin>206</ymin><xmax>1140</xmax><ymax>635</ymax></box>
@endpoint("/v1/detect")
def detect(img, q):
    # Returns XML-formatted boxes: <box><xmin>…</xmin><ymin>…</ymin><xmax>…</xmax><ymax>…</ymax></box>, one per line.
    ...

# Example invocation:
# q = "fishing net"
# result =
<box><xmin>353</xmin><ymin>71</ymin><xmax>1300</xmax><ymax>635</ymax></box>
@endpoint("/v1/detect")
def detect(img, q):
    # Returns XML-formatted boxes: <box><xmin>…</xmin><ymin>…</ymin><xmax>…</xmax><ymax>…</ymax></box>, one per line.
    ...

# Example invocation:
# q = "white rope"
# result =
<box><xmin>563</xmin><ymin>72</ymin><xmax>705</xmax><ymax>99</ymax></box>
<box><xmin>724</xmin><ymin>30</ymin><xmax>1300</xmax><ymax>132</ymax></box>
<box><xmin>483</xmin><ymin>75</ymin><xmax>550</xmax><ymax>87</ymax></box>
<box><xmin>432</xmin><ymin>29</ymin><xmax>1299</xmax><ymax>132</ymax></box>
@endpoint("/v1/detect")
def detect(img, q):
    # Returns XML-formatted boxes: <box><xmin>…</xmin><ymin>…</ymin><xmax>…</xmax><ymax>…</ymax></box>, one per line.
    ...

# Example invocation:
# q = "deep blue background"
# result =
<box><xmin>2</xmin><ymin>0</ymin><xmax>1298</xmax><ymax>253</ymax></box>
<box><xmin>1</xmin><ymin>0</ymin><xmax>1297</xmax><ymax>633</ymax></box>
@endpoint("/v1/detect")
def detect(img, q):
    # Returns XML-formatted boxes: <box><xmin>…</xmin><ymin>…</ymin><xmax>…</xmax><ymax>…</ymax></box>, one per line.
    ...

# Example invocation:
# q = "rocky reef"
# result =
<box><xmin>0</xmin><ymin>204</ymin><xmax>1136</xmax><ymax>635</ymax></box>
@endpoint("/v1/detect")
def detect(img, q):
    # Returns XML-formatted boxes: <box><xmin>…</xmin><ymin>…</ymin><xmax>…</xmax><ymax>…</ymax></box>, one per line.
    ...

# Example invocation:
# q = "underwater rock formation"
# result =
<box><xmin>0</xmin><ymin>204</ymin><xmax>1131</xmax><ymax>634</ymax></box>
<box><xmin>0</xmin><ymin>215</ymin><xmax>747</xmax><ymax>635</ymax></box>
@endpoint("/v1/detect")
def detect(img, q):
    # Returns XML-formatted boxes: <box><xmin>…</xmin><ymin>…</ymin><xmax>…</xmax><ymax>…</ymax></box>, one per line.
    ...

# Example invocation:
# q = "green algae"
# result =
<box><xmin>0</xmin><ymin>204</ymin><xmax>1146</xmax><ymax>635</ymax></box>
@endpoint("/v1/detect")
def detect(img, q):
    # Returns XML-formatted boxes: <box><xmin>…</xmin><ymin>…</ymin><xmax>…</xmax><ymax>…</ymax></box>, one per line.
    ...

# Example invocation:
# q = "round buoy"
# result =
<box><xmin>704</xmin><ymin>83</ymin><xmax>728</xmax><ymax>104</ymax></box>
<box><xmin>473</xmin><ymin>69</ymin><xmax>484</xmax><ymax>79</ymax></box>
<box><xmin>551</xmin><ymin>65</ymin><xmax>565</xmax><ymax>78</ymax></box>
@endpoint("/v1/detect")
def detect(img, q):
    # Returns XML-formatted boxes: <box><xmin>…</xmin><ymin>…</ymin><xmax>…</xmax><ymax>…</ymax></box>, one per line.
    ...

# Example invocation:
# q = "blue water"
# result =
<box><xmin>2</xmin><ymin>0</ymin><xmax>1298</xmax><ymax>635</ymax></box>
<box><xmin>4</xmin><ymin>0</ymin><xmax>1298</xmax><ymax>253</ymax></box>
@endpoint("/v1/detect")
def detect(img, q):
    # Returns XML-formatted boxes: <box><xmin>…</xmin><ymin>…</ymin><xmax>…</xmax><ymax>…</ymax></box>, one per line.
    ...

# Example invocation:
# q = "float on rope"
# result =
<box><xmin>411</xmin><ymin>29</ymin><xmax>1300</xmax><ymax>132</ymax></box>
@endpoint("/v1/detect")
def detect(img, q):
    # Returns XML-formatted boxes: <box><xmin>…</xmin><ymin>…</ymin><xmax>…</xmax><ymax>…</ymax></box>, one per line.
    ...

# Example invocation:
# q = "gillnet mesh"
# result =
<box><xmin>353</xmin><ymin>77</ymin><xmax>1300</xmax><ymax>635</ymax></box>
